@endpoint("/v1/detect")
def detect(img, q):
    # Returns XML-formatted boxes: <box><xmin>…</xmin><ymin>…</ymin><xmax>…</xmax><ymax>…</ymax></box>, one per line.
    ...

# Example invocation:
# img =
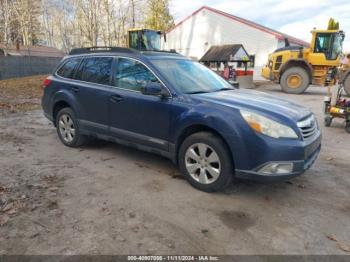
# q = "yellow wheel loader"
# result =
<box><xmin>261</xmin><ymin>29</ymin><xmax>347</xmax><ymax>94</ymax></box>
<box><xmin>127</xmin><ymin>28</ymin><xmax>162</xmax><ymax>51</ymax></box>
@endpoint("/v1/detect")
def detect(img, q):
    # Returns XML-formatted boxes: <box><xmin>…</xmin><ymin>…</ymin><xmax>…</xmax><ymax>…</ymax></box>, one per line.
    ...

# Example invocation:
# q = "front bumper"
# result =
<box><xmin>234</xmin><ymin>133</ymin><xmax>321</xmax><ymax>182</ymax></box>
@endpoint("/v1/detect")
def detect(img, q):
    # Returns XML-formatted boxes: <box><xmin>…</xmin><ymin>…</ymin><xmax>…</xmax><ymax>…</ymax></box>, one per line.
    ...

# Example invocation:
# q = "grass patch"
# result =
<box><xmin>0</xmin><ymin>75</ymin><xmax>47</xmax><ymax>113</ymax></box>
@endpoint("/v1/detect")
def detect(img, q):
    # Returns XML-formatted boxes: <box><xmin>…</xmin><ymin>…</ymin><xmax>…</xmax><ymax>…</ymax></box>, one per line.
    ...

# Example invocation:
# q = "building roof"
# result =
<box><xmin>0</xmin><ymin>45</ymin><xmax>65</xmax><ymax>57</ymax></box>
<box><xmin>167</xmin><ymin>6</ymin><xmax>309</xmax><ymax>47</ymax></box>
<box><xmin>200</xmin><ymin>44</ymin><xmax>249</xmax><ymax>62</ymax></box>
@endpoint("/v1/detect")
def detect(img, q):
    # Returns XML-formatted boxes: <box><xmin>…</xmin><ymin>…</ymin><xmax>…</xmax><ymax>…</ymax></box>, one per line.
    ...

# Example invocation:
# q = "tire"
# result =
<box><xmin>346</xmin><ymin>122</ymin><xmax>350</xmax><ymax>134</ymax></box>
<box><xmin>178</xmin><ymin>132</ymin><xmax>234</xmax><ymax>192</ymax></box>
<box><xmin>324</xmin><ymin>116</ymin><xmax>332</xmax><ymax>127</ymax></box>
<box><xmin>344</xmin><ymin>74</ymin><xmax>350</xmax><ymax>96</ymax></box>
<box><xmin>280</xmin><ymin>67</ymin><xmax>310</xmax><ymax>94</ymax></box>
<box><xmin>55</xmin><ymin>107</ymin><xmax>87</xmax><ymax>147</ymax></box>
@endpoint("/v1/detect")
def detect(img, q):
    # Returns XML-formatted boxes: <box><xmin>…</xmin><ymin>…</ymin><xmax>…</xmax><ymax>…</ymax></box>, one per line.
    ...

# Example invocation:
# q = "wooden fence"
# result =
<box><xmin>0</xmin><ymin>56</ymin><xmax>62</xmax><ymax>80</ymax></box>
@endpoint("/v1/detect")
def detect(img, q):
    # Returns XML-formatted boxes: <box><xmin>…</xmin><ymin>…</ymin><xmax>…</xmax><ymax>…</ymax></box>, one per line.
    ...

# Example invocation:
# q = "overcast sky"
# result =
<box><xmin>169</xmin><ymin>0</ymin><xmax>350</xmax><ymax>51</ymax></box>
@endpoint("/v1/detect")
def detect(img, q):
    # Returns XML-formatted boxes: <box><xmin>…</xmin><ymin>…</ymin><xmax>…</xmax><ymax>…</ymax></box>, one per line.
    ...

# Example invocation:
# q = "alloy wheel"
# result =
<box><xmin>185</xmin><ymin>143</ymin><xmax>221</xmax><ymax>184</ymax></box>
<box><xmin>58</xmin><ymin>114</ymin><xmax>75</xmax><ymax>143</ymax></box>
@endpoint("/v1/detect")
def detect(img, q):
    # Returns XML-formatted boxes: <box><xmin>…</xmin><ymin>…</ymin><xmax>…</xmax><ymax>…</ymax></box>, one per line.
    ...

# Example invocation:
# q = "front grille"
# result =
<box><xmin>297</xmin><ymin>115</ymin><xmax>318</xmax><ymax>140</ymax></box>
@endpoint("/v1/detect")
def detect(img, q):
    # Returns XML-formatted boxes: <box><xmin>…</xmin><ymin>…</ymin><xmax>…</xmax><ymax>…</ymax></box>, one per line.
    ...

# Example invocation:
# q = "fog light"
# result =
<box><xmin>259</xmin><ymin>163</ymin><xmax>293</xmax><ymax>175</ymax></box>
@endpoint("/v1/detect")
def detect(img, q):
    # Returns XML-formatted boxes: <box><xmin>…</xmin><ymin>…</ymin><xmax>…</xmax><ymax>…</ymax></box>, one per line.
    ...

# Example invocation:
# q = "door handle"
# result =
<box><xmin>110</xmin><ymin>94</ymin><xmax>123</xmax><ymax>103</ymax></box>
<box><xmin>71</xmin><ymin>87</ymin><xmax>79</xmax><ymax>93</ymax></box>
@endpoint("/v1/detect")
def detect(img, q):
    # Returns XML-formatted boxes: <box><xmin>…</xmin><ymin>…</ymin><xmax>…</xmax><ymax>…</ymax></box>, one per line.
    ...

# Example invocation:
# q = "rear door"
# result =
<box><xmin>108</xmin><ymin>57</ymin><xmax>172</xmax><ymax>151</ymax></box>
<box><xmin>73</xmin><ymin>56</ymin><xmax>114</xmax><ymax>135</ymax></box>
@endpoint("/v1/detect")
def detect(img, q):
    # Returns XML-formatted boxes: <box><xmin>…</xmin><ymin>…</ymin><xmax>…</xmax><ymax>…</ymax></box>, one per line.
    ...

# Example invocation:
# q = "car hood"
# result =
<box><xmin>193</xmin><ymin>89</ymin><xmax>311</xmax><ymax>122</ymax></box>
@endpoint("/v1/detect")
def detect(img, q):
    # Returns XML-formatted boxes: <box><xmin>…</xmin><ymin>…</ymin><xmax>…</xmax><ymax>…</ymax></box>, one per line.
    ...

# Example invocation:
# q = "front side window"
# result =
<box><xmin>75</xmin><ymin>57</ymin><xmax>113</xmax><ymax>85</ymax></box>
<box><xmin>115</xmin><ymin>58</ymin><xmax>159</xmax><ymax>91</ymax></box>
<box><xmin>57</xmin><ymin>59</ymin><xmax>81</xmax><ymax>79</ymax></box>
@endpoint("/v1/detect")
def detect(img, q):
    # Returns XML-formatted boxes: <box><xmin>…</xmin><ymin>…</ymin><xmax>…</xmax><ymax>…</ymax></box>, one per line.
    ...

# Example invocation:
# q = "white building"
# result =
<box><xmin>163</xmin><ymin>6</ymin><xmax>309</xmax><ymax>78</ymax></box>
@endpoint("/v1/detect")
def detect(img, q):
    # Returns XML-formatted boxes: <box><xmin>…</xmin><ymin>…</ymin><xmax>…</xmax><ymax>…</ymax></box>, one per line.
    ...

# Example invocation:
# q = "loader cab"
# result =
<box><xmin>128</xmin><ymin>29</ymin><xmax>162</xmax><ymax>51</ymax></box>
<box><xmin>311</xmin><ymin>30</ymin><xmax>345</xmax><ymax>61</ymax></box>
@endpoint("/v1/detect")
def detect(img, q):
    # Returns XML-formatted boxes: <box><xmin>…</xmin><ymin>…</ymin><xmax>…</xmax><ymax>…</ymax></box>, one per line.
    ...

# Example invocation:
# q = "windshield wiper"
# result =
<box><xmin>187</xmin><ymin>88</ymin><xmax>234</xmax><ymax>94</ymax></box>
<box><xmin>186</xmin><ymin>91</ymin><xmax>211</xmax><ymax>94</ymax></box>
<box><xmin>214</xmin><ymin>87</ymin><xmax>235</xmax><ymax>92</ymax></box>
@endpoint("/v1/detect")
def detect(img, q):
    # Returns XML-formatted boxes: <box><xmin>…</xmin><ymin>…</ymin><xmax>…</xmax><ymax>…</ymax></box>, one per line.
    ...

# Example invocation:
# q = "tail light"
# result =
<box><xmin>42</xmin><ymin>78</ymin><xmax>52</xmax><ymax>97</ymax></box>
<box><xmin>43</xmin><ymin>78</ymin><xmax>52</xmax><ymax>88</ymax></box>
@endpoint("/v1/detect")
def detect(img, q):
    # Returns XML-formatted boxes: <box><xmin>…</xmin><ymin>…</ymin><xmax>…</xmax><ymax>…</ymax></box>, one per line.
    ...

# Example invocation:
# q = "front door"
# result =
<box><xmin>108</xmin><ymin>57</ymin><xmax>172</xmax><ymax>151</ymax></box>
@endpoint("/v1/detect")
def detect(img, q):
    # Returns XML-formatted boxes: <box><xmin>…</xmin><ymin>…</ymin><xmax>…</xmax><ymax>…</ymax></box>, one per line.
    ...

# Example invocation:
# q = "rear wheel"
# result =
<box><xmin>55</xmin><ymin>108</ymin><xmax>87</xmax><ymax>147</ymax></box>
<box><xmin>178</xmin><ymin>132</ymin><xmax>234</xmax><ymax>192</ymax></box>
<box><xmin>280</xmin><ymin>67</ymin><xmax>310</xmax><ymax>94</ymax></box>
<box><xmin>346</xmin><ymin>121</ymin><xmax>350</xmax><ymax>134</ymax></box>
<box><xmin>344</xmin><ymin>74</ymin><xmax>350</xmax><ymax>96</ymax></box>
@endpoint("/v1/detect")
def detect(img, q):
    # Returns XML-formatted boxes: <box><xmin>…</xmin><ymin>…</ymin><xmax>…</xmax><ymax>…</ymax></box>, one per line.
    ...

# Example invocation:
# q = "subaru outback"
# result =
<box><xmin>42</xmin><ymin>47</ymin><xmax>321</xmax><ymax>192</ymax></box>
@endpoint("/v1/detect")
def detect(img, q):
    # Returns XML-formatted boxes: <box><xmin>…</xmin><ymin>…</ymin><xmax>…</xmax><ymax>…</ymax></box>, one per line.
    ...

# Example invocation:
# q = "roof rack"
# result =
<box><xmin>141</xmin><ymin>49</ymin><xmax>177</xmax><ymax>54</ymax></box>
<box><xmin>69</xmin><ymin>46</ymin><xmax>137</xmax><ymax>55</ymax></box>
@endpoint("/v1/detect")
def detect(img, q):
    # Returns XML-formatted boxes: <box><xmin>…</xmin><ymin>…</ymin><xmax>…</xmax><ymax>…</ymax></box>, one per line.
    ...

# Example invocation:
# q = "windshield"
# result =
<box><xmin>151</xmin><ymin>59</ymin><xmax>233</xmax><ymax>94</ymax></box>
<box><xmin>142</xmin><ymin>31</ymin><xmax>161</xmax><ymax>51</ymax></box>
<box><xmin>315</xmin><ymin>32</ymin><xmax>344</xmax><ymax>60</ymax></box>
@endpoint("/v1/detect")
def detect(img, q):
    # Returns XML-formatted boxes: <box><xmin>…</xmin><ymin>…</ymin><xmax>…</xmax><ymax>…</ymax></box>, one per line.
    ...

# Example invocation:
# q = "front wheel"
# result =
<box><xmin>178</xmin><ymin>132</ymin><xmax>234</xmax><ymax>192</ymax></box>
<box><xmin>280</xmin><ymin>67</ymin><xmax>310</xmax><ymax>94</ymax></box>
<box><xmin>344</xmin><ymin>74</ymin><xmax>350</xmax><ymax>96</ymax></box>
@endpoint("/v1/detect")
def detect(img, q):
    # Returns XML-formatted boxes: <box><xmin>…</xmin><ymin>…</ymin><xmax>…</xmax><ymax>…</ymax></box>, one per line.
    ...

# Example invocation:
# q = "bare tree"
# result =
<box><xmin>12</xmin><ymin>0</ymin><xmax>41</xmax><ymax>45</ymax></box>
<box><xmin>0</xmin><ymin>0</ymin><xmax>13</xmax><ymax>45</ymax></box>
<box><xmin>1</xmin><ymin>0</ymin><xmax>173</xmax><ymax>51</ymax></box>
<box><xmin>0</xmin><ymin>0</ymin><xmax>41</xmax><ymax>46</ymax></box>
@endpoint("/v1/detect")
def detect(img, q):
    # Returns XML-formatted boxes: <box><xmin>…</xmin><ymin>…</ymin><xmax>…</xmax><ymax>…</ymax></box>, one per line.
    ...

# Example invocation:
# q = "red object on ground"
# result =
<box><xmin>236</xmin><ymin>70</ymin><xmax>254</xmax><ymax>76</ymax></box>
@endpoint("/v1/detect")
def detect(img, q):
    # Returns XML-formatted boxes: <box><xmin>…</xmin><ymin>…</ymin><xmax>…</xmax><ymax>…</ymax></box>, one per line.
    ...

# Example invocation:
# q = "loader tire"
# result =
<box><xmin>346</xmin><ymin>121</ymin><xmax>350</xmax><ymax>134</ymax></box>
<box><xmin>280</xmin><ymin>67</ymin><xmax>310</xmax><ymax>94</ymax></box>
<box><xmin>344</xmin><ymin>74</ymin><xmax>350</xmax><ymax>96</ymax></box>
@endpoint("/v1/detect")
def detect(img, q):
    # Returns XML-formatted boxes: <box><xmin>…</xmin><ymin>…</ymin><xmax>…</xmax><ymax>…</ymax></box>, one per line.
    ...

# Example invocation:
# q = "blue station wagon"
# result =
<box><xmin>42</xmin><ymin>47</ymin><xmax>321</xmax><ymax>192</ymax></box>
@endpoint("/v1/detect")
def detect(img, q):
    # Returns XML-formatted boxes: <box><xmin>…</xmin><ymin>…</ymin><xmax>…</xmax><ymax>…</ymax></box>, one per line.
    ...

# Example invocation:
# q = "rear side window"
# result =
<box><xmin>75</xmin><ymin>57</ymin><xmax>113</xmax><ymax>85</ymax></box>
<box><xmin>115</xmin><ymin>58</ymin><xmax>159</xmax><ymax>91</ymax></box>
<box><xmin>56</xmin><ymin>59</ymin><xmax>81</xmax><ymax>79</ymax></box>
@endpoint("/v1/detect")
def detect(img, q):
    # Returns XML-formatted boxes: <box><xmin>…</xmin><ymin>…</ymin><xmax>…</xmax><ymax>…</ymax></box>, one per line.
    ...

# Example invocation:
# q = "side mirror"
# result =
<box><xmin>141</xmin><ymin>82</ymin><xmax>170</xmax><ymax>97</ymax></box>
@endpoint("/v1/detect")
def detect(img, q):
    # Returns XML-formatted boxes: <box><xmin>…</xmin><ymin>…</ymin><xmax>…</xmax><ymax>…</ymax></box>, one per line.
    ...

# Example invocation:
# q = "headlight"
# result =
<box><xmin>240</xmin><ymin>110</ymin><xmax>298</xmax><ymax>139</ymax></box>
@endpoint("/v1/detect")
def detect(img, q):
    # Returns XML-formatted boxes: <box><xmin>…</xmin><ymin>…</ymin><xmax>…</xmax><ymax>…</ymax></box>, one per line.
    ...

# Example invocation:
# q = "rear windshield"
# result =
<box><xmin>150</xmin><ymin>59</ymin><xmax>232</xmax><ymax>94</ymax></box>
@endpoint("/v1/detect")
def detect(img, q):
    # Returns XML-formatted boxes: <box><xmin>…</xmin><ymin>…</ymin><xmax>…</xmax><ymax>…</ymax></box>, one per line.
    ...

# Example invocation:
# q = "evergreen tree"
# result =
<box><xmin>144</xmin><ymin>0</ymin><xmax>174</xmax><ymax>31</ymax></box>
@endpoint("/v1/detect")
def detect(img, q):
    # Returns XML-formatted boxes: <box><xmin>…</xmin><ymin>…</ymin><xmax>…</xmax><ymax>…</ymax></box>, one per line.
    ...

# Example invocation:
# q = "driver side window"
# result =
<box><xmin>315</xmin><ymin>33</ymin><xmax>331</xmax><ymax>54</ymax></box>
<box><xmin>115</xmin><ymin>58</ymin><xmax>159</xmax><ymax>91</ymax></box>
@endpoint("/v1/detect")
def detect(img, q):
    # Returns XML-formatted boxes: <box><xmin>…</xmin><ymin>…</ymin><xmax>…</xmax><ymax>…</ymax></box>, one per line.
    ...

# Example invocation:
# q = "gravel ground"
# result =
<box><xmin>0</xmin><ymin>83</ymin><xmax>349</xmax><ymax>255</ymax></box>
